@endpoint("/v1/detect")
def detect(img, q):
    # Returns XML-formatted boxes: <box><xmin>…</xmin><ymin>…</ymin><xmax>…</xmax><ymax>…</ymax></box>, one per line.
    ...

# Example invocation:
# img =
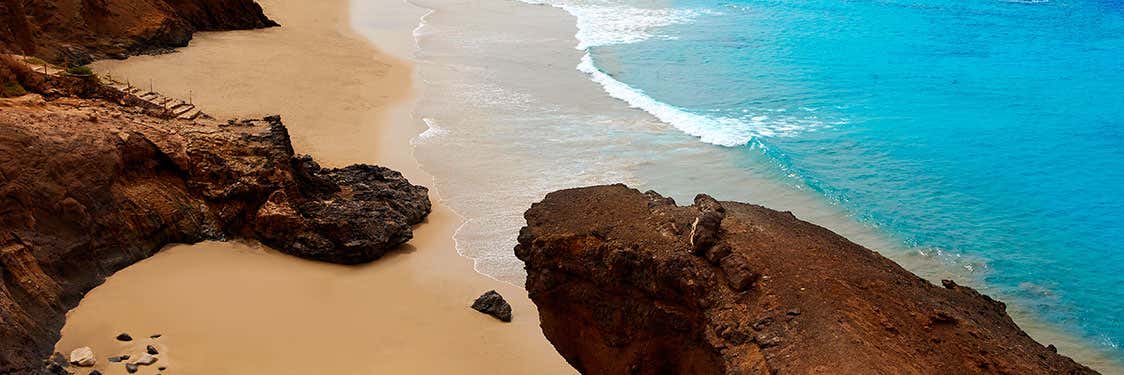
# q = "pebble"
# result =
<box><xmin>116</xmin><ymin>333</ymin><xmax>133</xmax><ymax>341</ymax></box>
<box><xmin>135</xmin><ymin>353</ymin><xmax>158</xmax><ymax>366</ymax></box>
<box><xmin>108</xmin><ymin>354</ymin><xmax>130</xmax><ymax>363</ymax></box>
<box><xmin>69</xmin><ymin>347</ymin><xmax>96</xmax><ymax>367</ymax></box>
<box><xmin>90</xmin><ymin>371</ymin><xmax>102</xmax><ymax>375</ymax></box>
<box><xmin>146</xmin><ymin>345</ymin><xmax>159</xmax><ymax>355</ymax></box>
<box><xmin>125</xmin><ymin>363</ymin><xmax>139</xmax><ymax>373</ymax></box>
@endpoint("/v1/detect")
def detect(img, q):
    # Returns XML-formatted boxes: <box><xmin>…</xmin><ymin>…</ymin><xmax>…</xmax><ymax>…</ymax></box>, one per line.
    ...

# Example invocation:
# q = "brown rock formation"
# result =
<box><xmin>516</xmin><ymin>184</ymin><xmax>1096</xmax><ymax>374</ymax></box>
<box><xmin>0</xmin><ymin>94</ymin><xmax>429</xmax><ymax>373</ymax></box>
<box><xmin>0</xmin><ymin>0</ymin><xmax>277</xmax><ymax>64</ymax></box>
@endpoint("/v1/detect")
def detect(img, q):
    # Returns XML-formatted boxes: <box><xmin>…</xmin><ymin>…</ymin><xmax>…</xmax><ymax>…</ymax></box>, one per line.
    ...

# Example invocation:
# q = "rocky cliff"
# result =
<box><xmin>0</xmin><ymin>90</ymin><xmax>429</xmax><ymax>373</ymax></box>
<box><xmin>516</xmin><ymin>185</ymin><xmax>1096</xmax><ymax>374</ymax></box>
<box><xmin>0</xmin><ymin>0</ymin><xmax>276</xmax><ymax>64</ymax></box>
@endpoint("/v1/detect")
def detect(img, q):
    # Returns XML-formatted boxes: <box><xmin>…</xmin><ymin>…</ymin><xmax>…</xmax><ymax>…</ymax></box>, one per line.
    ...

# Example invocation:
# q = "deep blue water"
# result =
<box><xmin>582</xmin><ymin>0</ymin><xmax>1124</xmax><ymax>361</ymax></box>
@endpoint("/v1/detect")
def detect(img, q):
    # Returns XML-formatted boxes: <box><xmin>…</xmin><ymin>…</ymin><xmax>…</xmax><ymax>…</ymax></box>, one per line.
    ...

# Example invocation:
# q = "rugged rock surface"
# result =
<box><xmin>516</xmin><ymin>184</ymin><xmax>1096</xmax><ymax>374</ymax></box>
<box><xmin>0</xmin><ymin>0</ymin><xmax>277</xmax><ymax>64</ymax></box>
<box><xmin>0</xmin><ymin>94</ymin><xmax>429</xmax><ymax>373</ymax></box>
<box><xmin>471</xmin><ymin>290</ymin><xmax>513</xmax><ymax>322</ymax></box>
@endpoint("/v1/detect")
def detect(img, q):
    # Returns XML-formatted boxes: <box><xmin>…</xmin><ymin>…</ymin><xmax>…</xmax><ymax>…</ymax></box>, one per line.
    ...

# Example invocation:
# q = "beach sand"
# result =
<box><xmin>54</xmin><ymin>0</ymin><xmax>575</xmax><ymax>373</ymax></box>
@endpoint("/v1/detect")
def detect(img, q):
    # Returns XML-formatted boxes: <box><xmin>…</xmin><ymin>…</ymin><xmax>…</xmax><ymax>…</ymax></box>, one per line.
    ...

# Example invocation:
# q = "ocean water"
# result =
<box><xmin>405</xmin><ymin>0</ymin><xmax>1123</xmax><ymax>368</ymax></box>
<box><xmin>567</xmin><ymin>0</ymin><xmax>1124</xmax><ymax>363</ymax></box>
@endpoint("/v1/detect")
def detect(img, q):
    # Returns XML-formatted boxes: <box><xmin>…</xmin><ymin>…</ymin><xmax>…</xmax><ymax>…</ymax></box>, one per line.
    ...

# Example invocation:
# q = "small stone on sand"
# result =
<box><xmin>69</xmin><ymin>347</ymin><xmax>96</xmax><ymax>367</ymax></box>
<box><xmin>135</xmin><ymin>353</ymin><xmax>158</xmax><ymax>366</ymax></box>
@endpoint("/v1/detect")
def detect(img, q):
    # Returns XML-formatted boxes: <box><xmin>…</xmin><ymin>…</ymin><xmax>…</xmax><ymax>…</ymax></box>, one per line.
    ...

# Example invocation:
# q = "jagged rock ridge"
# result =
<box><xmin>516</xmin><ymin>184</ymin><xmax>1096</xmax><ymax>374</ymax></box>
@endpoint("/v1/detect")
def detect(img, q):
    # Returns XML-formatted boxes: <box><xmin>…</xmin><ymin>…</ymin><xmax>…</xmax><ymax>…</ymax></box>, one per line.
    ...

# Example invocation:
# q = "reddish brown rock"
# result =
<box><xmin>515</xmin><ymin>184</ymin><xmax>1096</xmax><ymax>374</ymax></box>
<box><xmin>0</xmin><ymin>95</ymin><xmax>429</xmax><ymax>373</ymax></box>
<box><xmin>0</xmin><ymin>0</ymin><xmax>277</xmax><ymax>64</ymax></box>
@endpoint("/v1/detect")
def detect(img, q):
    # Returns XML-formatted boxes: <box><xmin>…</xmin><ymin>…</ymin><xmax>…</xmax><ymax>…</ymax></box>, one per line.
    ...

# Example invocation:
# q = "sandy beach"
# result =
<box><xmin>54</xmin><ymin>0</ymin><xmax>575</xmax><ymax>373</ymax></box>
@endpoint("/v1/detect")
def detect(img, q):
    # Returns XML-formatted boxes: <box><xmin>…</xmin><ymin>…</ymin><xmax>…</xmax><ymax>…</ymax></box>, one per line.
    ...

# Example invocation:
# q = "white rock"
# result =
<box><xmin>135</xmin><ymin>353</ymin><xmax>158</xmax><ymax>366</ymax></box>
<box><xmin>69</xmin><ymin>346</ymin><xmax>96</xmax><ymax>367</ymax></box>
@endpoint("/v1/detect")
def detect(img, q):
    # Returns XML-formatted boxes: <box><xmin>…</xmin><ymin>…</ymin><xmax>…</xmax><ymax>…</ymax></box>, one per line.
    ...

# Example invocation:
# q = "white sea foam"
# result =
<box><xmin>577</xmin><ymin>53</ymin><xmax>831</xmax><ymax>147</ymax></box>
<box><xmin>413</xmin><ymin>117</ymin><xmax>449</xmax><ymax>145</ymax></box>
<box><xmin>521</xmin><ymin>0</ymin><xmax>713</xmax><ymax>49</ymax></box>
<box><xmin>515</xmin><ymin>0</ymin><xmax>834</xmax><ymax>147</ymax></box>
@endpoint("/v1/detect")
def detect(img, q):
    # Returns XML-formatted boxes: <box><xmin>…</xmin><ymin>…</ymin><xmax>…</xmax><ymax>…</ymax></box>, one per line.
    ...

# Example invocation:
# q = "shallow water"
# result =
<box><xmin>405</xmin><ymin>0</ymin><xmax>1123</xmax><ymax>369</ymax></box>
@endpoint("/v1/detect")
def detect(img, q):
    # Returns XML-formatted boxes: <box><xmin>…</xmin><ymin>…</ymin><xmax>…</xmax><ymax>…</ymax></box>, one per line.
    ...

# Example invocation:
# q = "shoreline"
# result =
<box><xmin>403</xmin><ymin>0</ymin><xmax>1124</xmax><ymax>371</ymax></box>
<box><xmin>55</xmin><ymin>0</ymin><xmax>574</xmax><ymax>373</ymax></box>
<box><xmin>39</xmin><ymin>0</ymin><xmax>1119</xmax><ymax>373</ymax></box>
<box><xmin>356</xmin><ymin>0</ymin><xmax>509</xmax><ymax>287</ymax></box>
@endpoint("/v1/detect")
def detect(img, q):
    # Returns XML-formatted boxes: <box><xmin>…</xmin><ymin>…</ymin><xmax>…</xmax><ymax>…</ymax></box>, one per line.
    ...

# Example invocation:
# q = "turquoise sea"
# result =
<box><xmin>406</xmin><ymin>0</ymin><xmax>1123</xmax><ymax>366</ymax></box>
<box><xmin>566</xmin><ymin>0</ymin><xmax>1124</xmax><ymax>363</ymax></box>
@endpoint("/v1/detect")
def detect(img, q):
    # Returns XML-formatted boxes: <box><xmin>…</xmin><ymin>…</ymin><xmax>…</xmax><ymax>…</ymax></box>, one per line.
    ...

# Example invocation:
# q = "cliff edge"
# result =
<box><xmin>0</xmin><ymin>83</ymin><xmax>429</xmax><ymax>373</ymax></box>
<box><xmin>516</xmin><ymin>184</ymin><xmax>1095</xmax><ymax>374</ymax></box>
<box><xmin>0</xmin><ymin>0</ymin><xmax>277</xmax><ymax>64</ymax></box>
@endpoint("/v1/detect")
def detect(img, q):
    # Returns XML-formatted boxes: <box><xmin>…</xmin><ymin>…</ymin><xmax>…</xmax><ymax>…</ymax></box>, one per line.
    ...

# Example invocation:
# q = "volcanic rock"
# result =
<box><xmin>0</xmin><ymin>94</ymin><xmax>429</xmax><ymax>372</ymax></box>
<box><xmin>688</xmin><ymin>194</ymin><xmax>725</xmax><ymax>255</ymax></box>
<box><xmin>472</xmin><ymin>290</ymin><xmax>513</xmax><ymax>322</ymax></box>
<box><xmin>515</xmin><ymin>184</ymin><xmax>1097</xmax><ymax>374</ymax></box>
<box><xmin>43</xmin><ymin>353</ymin><xmax>68</xmax><ymax>374</ymax></box>
<box><xmin>0</xmin><ymin>0</ymin><xmax>277</xmax><ymax>64</ymax></box>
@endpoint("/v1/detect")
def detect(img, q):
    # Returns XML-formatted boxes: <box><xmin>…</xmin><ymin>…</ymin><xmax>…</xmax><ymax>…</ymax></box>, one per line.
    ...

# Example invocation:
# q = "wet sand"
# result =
<box><xmin>55</xmin><ymin>0</ymin><xmax>574</xmax><ymax>373</ymax></box>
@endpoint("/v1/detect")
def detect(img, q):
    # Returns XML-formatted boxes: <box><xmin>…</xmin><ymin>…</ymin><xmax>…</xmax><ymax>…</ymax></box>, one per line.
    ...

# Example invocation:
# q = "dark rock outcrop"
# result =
<box><xmin>0</xmin><ymin>95</ymin><xmax>429</xmax><ymax>373</ymax></box>
<box><xmin>516</xmin><ymin>184</ymin><xmax>1096</xmax><ymax>374</ymax></box>
<box><xmin>471</xmin><ymin>290</ymin><xmax>513</xmax><ymax>322</ymax></box>
<box><xmin>0</xmin><ymin>0</ymin><xmax>277</xmax><ymax>64</ymax></box>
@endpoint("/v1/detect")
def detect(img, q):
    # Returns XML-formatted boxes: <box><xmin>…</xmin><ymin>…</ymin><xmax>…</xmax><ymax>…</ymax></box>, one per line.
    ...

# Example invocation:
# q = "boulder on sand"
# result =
<box><xmin>471</xmin><ymin>290</ymin><xmax>513</xmax><ymax>322</ymax></box>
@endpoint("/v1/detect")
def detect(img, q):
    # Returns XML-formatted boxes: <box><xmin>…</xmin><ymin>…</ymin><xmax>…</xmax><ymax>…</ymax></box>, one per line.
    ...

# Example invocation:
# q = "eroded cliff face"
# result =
<box><xmin>0</xmin><ymin>0</ymin><xmax>276</xmax><ymax>64</ymax></box>
<box><xmin>516</xmin><ymin>185</ymin><xmax>1096</xmax><ymax>374</ymax></box>
<box><xmin>0</xmin><ymin>95</ymin><xmax>429</xmax><ymax>373</ymax></box>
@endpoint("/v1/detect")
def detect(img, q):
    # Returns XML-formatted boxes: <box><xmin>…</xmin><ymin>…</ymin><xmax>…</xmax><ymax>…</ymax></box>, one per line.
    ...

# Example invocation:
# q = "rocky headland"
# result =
<box><xmin>516</xmin><ymin>184</ymin><xmax>1096</xmax><ymax>374</ymax></box>
<box><xmin>0</xmin><ymin>0</ymin><xmax>277</xmax><ymax>64</ymax></box>
<box><xmin>0</xmin><ymin>61</ymin><xmax>429</xmax><ymax>373</ymax></box>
